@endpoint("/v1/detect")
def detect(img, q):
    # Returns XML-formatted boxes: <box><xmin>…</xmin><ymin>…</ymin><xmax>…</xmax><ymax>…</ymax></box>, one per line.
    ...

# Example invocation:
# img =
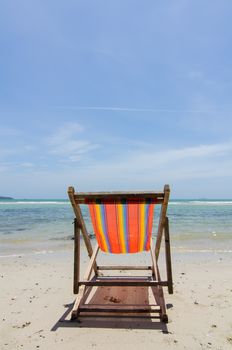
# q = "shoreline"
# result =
<box><xmin>1</xmin><ymin>241</ymin><xmax>232</xmax><ymax>259</ymax></box>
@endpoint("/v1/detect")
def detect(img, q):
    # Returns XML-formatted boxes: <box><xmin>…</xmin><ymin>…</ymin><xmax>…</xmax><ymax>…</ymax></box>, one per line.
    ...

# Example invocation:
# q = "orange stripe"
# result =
<box><xmin>104</xmin><ymin>203</ymin><xmax>121</xmax><ymax>253</ymax></box>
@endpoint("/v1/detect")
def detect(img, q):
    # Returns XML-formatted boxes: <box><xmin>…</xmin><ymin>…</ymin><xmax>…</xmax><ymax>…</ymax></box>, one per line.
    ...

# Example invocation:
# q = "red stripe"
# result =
<box><xmin>127</xmin><ymin>202</ymin><xmax>139</xmax><ymax>253</ymax></box>
<box><xmin>104</xmin><ymin>203</ymin><xmax>121</xmax><ymax>253</ymax></box>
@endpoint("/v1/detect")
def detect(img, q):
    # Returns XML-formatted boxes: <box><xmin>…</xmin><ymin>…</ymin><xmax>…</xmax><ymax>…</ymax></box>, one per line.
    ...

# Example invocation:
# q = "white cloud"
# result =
<box><xmin>1</xmin><ymin>140</ymin><xmax>232</xmax><ymax>197</ymax></box>
<box><xmin>0</xmin><ymin>127</ymin><xmax>21</xmax><ymax>137</ymax></box>
<box><xmin>55</xmin><ymin>105</ymin><xmax>212</xmax><ymax>114</ymax></box>
<box><xmin>97</xmin><ymin>142</ymin><xmax>232</xmax><ymax>172</ymax></box>
<box><xmin>0</xmin><ymin>145</ymin><xmax>34</xmax><ymax>160</ymax></box>
<box><xmin>0</xmin><ymin>161</ymin><xmax>35</xmax><ymax>172</ymax></box>
<box><xmin>188</xmin><ymin>71</ymin><xmax>204</xmax><ymax>80</ymax></box>
<box><xmin>18</xmin><ymin>162</ymin><xmax>35</xmax><ymax>168</ymax></box>
<box><xmin>49</xmin><ymin>122</ymin><xmax>84</xmax><ymax>145</ymax></box>
<box><xmin>0</xmin><ymin>164</ymin><xmax>9</xmax><ymax>173</ymax></box>
<box><xmin>187</xmin><ymin>70</ymin><xmax>216</xmax><ymax>87</ymax></box>
<box><xmin>50</xmin><ymin>140</ymin><xmax>98</xmax><ymax>160</ymax></box>
<box><xmin>70</xmin><ymin>141</ymin><xmax>232</xmax><ymax>187</ymax></box>
<box><xmin>48</xmin><ymin>122</ymin><xmax>99</xmax><ymax>161</ymax></box>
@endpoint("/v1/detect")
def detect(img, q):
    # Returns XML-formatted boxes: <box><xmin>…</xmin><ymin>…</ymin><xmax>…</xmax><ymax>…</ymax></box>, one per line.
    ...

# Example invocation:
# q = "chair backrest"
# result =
<box><xmin>68</xmin><ymin>189</ymin><xmax>169</xmax><ymax>255</ymax></box>
<box><xmin>88</xmin><ymin>199</ymin><xmax>155</xmax><ymax>253</ymax></box>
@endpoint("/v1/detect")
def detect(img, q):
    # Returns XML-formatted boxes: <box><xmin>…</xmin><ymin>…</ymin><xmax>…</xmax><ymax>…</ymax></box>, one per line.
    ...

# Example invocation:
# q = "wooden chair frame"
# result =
<box><xmin>68</xmin><ymin>185</ymin><xmax>173</xmax><ymax>323</ymax></box>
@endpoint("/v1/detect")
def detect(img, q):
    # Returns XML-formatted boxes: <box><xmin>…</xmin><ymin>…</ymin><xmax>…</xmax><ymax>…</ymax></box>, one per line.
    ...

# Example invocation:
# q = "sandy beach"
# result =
<box><xmin>1</xmin><ymin>246</ymin><xmax>232</xmax><ymax>350</ymax></box>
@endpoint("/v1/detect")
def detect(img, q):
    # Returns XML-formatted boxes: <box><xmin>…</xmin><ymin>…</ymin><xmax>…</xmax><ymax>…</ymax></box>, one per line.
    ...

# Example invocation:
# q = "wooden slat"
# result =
<box><xmin>75</xmin><ymin>191</ymin><xmax>164</xmax><ymax>196</ymax></box>
<box><xmin>97</xmin><ymin>265</ymin><xmax>152</xmax><ymax>271</ymax></box>
<box><xmin>78</xmin><ymin>280</ymin><xmax>168</xmax><ymax>287</ymax></box>
<box><xmin>73</xmin><ymin>191</ymin><xmax>164</xmax><ymax>203</ymax></box>
<box><xmin>79</xmin><ymin>304</ymin><xmax>161</xmax><ymax>313</ymax></box>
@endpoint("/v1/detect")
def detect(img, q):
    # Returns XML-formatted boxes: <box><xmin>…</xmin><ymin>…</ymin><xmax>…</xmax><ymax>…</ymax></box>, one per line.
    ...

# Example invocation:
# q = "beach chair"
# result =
<box><xmin>68</xmin><ymin>185</ymin><xmax>173</xmax><ymax>323</ymax></box>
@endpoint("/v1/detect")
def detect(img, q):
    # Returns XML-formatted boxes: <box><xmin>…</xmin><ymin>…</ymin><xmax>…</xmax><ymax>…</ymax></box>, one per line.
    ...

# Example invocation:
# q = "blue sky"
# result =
<box><xmin>0</xmin><ymin>1</ymin><xmax>232</xmax><ymax>198</ymax></box>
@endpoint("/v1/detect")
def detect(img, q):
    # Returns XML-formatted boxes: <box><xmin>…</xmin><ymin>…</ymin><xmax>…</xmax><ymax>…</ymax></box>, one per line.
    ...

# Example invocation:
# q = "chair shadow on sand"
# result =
<box><xmin>51</xmin><ymin>285</ymin><xmax>172</xmax><ymax>332</ymax></box>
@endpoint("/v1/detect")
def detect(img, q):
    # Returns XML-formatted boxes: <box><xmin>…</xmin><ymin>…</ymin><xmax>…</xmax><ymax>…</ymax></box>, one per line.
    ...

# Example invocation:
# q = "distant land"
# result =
<box><xmin>0</xmin><ymin>196</ymin><xmax>14</xmax><ymax>200</ymax></box>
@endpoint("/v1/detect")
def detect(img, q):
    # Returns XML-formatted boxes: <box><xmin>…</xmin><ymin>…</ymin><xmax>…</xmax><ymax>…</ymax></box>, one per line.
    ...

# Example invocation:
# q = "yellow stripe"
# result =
<box><xmin>117</xmin><ymin>203</ymin><xmax>126</xmax><ymax>253</ymax></box>
<box><xmin>95</xmin><ymin>204</ymin><xmax>108</xmax><ymax>252</ymax></box>
<box><xmin>139</xmin><ymin>203</ymin><xmax>146</xmax><ymax>251</ymax></box>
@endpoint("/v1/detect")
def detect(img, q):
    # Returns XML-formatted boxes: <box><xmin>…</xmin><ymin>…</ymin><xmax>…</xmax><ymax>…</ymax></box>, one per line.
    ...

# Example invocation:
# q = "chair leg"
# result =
<box><xmin>161</xmin><ymin>313</ymin><xmax>168</xmax><ymax>323</ymax></box>
<box><xmin>73</xmin><ymin>219</ymin><xmax>80</xmax><ymax>294</ymax></box>
<box><xmin>71</xmin><ymin>245</ymin><xmax>99</xmax><ymax>320</ymax></box>
<box><xmin>158</xmin><ymin>286</ymin><xmax>168</xmax><ymax>323</ymax></box>
<box><xmin>71</xmin><ymin>285</ymin><xmax>86</xmax><ymax>320</ymax></box>
<box><xmin>164</xmin><ymin>217</ymin><xmax>173</xmax><ymax>294</ymax></box>
<box><xmin>151</xmin><ymin>285</ymin><xmax>168</xmax><ymax>323</ymax></box>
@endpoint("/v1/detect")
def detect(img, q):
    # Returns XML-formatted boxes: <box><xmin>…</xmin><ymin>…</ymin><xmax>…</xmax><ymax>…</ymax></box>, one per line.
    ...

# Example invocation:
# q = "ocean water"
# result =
<box><xmin>0</xmin><ymin>199</ymin><xmax>232</xmax><ymax>256</ymax></box>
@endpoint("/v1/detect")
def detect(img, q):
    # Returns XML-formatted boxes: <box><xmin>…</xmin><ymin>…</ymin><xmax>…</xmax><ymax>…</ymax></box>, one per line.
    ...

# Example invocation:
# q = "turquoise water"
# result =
<box><xmin>0</xmin><ymin>199</ymin><xmax>232</xmax><ymax>256</ymax></box>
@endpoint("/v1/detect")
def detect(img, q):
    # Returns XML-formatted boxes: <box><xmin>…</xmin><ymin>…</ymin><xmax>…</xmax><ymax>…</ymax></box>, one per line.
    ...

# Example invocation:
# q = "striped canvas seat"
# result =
<box><xmin>87</xmin><ymin>199</ymin><xmax>155</xmax><ymax>254</ymax></box>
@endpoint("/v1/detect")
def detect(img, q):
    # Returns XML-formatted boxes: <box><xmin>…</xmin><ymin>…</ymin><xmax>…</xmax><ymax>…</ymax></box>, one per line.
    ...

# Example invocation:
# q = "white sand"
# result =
<box><xmin>0</xmin><ymin>247</ymin><xmax>232</xmax><ymax>350</ymax></box>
